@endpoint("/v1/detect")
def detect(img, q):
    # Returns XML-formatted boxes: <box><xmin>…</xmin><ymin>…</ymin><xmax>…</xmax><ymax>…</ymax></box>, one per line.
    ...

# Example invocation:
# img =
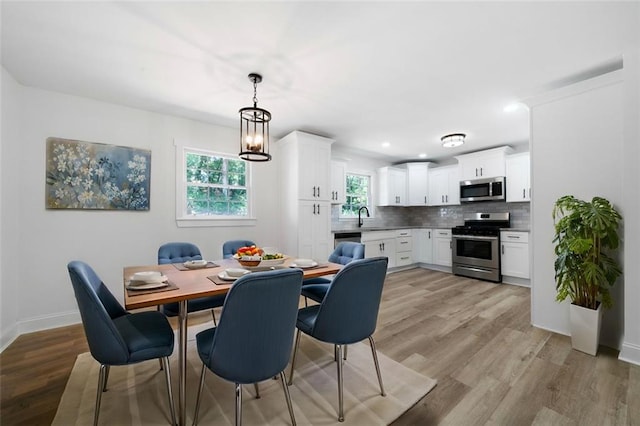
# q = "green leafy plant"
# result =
<box><xmin>552</xmin><ymin>195</ymin><xmax>622</xmax><ymax>309</ymax></box>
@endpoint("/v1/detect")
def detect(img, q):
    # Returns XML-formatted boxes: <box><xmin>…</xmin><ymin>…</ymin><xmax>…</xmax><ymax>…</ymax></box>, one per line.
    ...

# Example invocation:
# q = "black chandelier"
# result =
<box><xmin>239</xmin><ymin>73</ymin><xmax>271</xmax><ymax>162</ymax></box>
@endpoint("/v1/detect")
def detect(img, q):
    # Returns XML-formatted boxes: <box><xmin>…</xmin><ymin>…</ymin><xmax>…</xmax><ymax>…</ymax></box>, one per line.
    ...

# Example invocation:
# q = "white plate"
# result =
<box><xmin>183</xmin><ymin>260</ymin><xmax>208</xmax><ymax>269</ymax></box>
<box><xmin>128</xmin><ymin>275</ymin><xmax>168</xmax><ymax>284</ymax></box>
<box><xmin>290</xmin><ymin>261</ymin><xmax>318</xmax><ymax>269</ymax></box>
<box><xmin>217</xmin><ymin>270</ymin><xmax>249</xmax><ymax>281</ymax></box>
<box><xmin>127</xmin><ymin>281</ymin><xmax>169</xmax><ymax>290</ymax></box>
<box><xmin>132</xmin><ymin>271</ymin><xmax>162</xmax><ymax>281</ymax></box>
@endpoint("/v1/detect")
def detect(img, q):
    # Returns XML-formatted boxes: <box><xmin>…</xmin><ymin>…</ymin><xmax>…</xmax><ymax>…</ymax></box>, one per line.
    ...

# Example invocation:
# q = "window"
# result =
<box><xmin>185</xmin><ymin>150</ymin><xmax>248</xmax><ymax>216</ymax></box>
<box><xmin>341</xmin><ymin>173</ymin><xmax>371</xmax><ymax>217</ymax></box>
<box><xmin>179</xmin><ymin>148</ymin><xmax>253</xmax><ymax>222</ymax></box>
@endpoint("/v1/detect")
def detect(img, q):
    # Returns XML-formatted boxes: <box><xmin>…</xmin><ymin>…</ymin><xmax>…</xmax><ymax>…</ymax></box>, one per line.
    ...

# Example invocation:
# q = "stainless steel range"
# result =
<box><xmin>451</xmin><ymin>212</ymin><xmax>510</xmax><ymax>283</ymax></box>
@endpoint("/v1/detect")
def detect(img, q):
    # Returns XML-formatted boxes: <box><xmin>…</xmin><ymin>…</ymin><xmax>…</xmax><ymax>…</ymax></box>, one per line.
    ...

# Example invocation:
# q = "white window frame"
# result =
<box><xmin>339</xmin><ymin>169</ymin><xmax>374</xmax><ymax>220</ymax></box>
<box><xmin>175</xmin><ymin>143</ymin><xmax>257</xmax><ymax>228</ymax></box>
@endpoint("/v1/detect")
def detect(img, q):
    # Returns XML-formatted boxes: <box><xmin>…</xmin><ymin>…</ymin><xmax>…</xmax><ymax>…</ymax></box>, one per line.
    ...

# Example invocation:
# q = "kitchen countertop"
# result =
<box><xmin>333</xmin><ymin>226</ymin><xmax>530</xmax><ymax>233</ymax></box>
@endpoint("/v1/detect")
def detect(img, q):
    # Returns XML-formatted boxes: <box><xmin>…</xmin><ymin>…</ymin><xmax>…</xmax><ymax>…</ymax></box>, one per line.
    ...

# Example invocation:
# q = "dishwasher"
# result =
<box><xmin>333</xmin><ymin>232</ymin><xmax>362</xmax><ymax>248</ymax></box>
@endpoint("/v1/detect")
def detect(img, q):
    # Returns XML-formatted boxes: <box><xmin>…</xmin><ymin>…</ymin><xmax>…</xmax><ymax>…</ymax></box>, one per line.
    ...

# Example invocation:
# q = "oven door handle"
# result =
<box><xmin>452</xmin><ymin>235</ymin><xmax>498</xmax><ymax>241</ymax></box>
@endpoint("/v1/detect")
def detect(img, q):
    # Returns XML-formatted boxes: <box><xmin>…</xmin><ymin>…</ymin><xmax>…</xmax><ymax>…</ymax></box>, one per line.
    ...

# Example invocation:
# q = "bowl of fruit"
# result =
<box><xmin>234</xmin><ymin>245</ymin><xmax>264</xmax><ymax>267</ymax></box>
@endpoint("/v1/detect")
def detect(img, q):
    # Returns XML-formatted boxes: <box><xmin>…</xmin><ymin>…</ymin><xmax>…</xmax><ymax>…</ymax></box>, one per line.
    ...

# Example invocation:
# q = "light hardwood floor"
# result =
<box><xmin>1</xmin><ymin>268</ymin><xmax>638</xmax><ymax>425</ymax></box>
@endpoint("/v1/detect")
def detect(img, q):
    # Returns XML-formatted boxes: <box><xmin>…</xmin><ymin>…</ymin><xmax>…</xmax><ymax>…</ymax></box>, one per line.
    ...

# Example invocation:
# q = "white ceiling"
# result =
<box><xmin>2</xmin><ymin>1</ymin><xmax>638</xmax><ymax>162</ymax></box>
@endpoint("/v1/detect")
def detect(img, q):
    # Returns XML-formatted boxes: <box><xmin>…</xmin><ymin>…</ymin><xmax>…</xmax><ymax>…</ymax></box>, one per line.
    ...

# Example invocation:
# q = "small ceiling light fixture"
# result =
<box><xmin>441</xmin><ymin>133</ymin><xmax>465</xmax><ymax>148</ymax></box>
<box><xmin>239</xmin><ymin>73</ymin><xmax>271</xmax><ymax>162</ymax></box>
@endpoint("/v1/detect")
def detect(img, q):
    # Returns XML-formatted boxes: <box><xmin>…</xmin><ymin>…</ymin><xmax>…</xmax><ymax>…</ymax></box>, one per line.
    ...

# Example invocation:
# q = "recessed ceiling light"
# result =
<box><xmin>418</xmin><ymin>153</ymin><xmax>427</xmax><ymax>158</ymax></box>
<box><xmin>381</xmin><ymin>142</ymin><xmax>390</xmax><ymax>148</ymax></box>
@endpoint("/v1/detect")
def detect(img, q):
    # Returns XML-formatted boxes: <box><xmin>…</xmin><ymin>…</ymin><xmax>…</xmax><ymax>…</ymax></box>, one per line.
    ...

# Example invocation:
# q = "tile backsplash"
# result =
<box><xmin>332</xmin><ymin>201</ymin><xmax>530</xmax><ymax>231</ymax></box>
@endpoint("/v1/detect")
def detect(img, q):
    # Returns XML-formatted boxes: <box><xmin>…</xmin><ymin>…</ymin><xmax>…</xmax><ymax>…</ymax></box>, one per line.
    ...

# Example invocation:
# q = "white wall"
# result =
<box><xmin>619</xmin><ymin>50</ymin><xmax>640</xmax><ymax>365</ymax></box>
<box><xmin>1</xmin><ymin>68</ymin><xmax>23</xmax><ymax>351</ymax></box>
<box><xmin>0</xmin><ymin>72</ymin><xmax>283</xmax><ymax>349</ymax></box>
<box><xmin>528</xmin><ymin>69</ymin><xmax>629</xmax><ymax>352</ymax></box>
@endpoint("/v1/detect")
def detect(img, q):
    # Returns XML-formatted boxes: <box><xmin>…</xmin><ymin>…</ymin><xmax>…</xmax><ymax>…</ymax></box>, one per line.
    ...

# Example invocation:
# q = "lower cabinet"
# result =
<box><xmin>363</xmin><ymin>238</ymin><xmax>396</xmax><ymax>268</ymax></box>
<box><xmin>395</xmin><ymin>229</ymin><xmax>413</xmax><ymax>267</ymax></box>
<box><xmin>414</xmin><ymin>229</ymin><xmax>433</xmax><ymax>264</ymax></box>
<box><xmin>500</xmin><ymin>231</ymin><xmax>530</xmax><ymax>280</ymax></box>
<box><xmin>432</xmin><ymin>229</ymin><xmax>452</xmax><ymax>267</ymax></box>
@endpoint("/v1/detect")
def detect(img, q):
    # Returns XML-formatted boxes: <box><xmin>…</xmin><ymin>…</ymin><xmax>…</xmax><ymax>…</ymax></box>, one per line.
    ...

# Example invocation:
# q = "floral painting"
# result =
<box><xmin>46</xmin><ymin>137</ymin><xmax>151</xmax><ymax>210</ymax></box>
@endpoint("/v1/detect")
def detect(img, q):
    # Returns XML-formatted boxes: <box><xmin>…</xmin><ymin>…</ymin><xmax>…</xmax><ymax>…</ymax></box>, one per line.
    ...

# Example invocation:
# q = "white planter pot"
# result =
<box><xmin>569</xmin><ymin>302</ymin><xmax>603</xmax><ymax>356</ymax></box>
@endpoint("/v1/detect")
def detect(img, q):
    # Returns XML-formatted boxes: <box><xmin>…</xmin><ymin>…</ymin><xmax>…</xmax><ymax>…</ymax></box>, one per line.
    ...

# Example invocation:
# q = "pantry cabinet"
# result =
<box><xmin>506</xmin><ymin>152</ymin><xmax>531</xmax><ymax>202</ymax></box>
<box><xmin>428</xmin><ymin>165</ymin><xmax>460</xmax><ymax>206</ymax></box>
<box><xmin>377</xmin><ymin>167</ymin><xmax>407</xmax><ymax>206</ymax></box>
<box><xmin>278</xmin><ymin>131</ymin><xmax>334</xmax><ymax>261</ymax></box>
<box><xmin>456</xmin><ymin>146</ymin><xmax>513</xmax><ymax>181</ymax></box>
<box><xmin>330</xmin><ymin>160</ymin><xmax>347</xmax><ymax>204</ymax></box>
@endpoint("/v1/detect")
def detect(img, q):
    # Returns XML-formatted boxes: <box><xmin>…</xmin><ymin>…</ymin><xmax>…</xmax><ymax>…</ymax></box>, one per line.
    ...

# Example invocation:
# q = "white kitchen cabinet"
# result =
<box><xmin>297</xmin><ymin>200</ymin><xmax>332</xmax><ymax>261</ymax></box>
<box><xmin>362</xmin><ymin>230</ymin><xmax>396</xmax><ymax>268</ymax></box>
<box><xmin>456</xmin><ymin>146</ymin><xmax>513</xmax><ymax>181</ymax></box>
<box><xmin>428</xmin><ymin>165</ymin><xmax>460</xmax><ymax>206</ymax></box>
<box><xmin>395</xmin><ymin>229</ymin><xmax>413</xmax><ymax>267</ymax></box>
<box><xmin>501</xmin><ymin>231</ymin><xmax>530</xmax><ymax>279</ymax></box>
<box><xmin>377</xmin><ymin>167</ymin><xmax>407</xmax><ymax>206</ymax></box>
<box><xmin>278</xmin><ymin>131</ymin><xmax>332</xmax><ymax>201</ymax></box>
<box><xmin>432</xmin><ymin>229</ymin><xmax>452</xmax><ymax>267</ymax></box>
<box><xmin>414</xmin><ymin>229</ymin><xmax>433</xmax><ymax>264</ymax></box>
<box><xmin>405</xmin><ymin>162</ymin><xmax>431</xmax><ymax>206</ymax></box>
<box><xmin>330</xmin><ymin>160</ymin><xmax>347</xmax><ymax>204</ymax></box>
<box><xmin>278</xmin><ymin>131</ymin><xmax>334</xmax><ymax>261</ymax></box>
<box><xmin>506</xmin><ymin>152</ymin><xmax>531</xmax><ymax>202</ymax></box>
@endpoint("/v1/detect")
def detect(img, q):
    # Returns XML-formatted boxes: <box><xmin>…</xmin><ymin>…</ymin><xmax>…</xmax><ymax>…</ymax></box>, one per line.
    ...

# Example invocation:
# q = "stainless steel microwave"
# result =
<box><xmin>459</xmin><ymin>176</ymin><xmax>506</xmax><ymax>202</ymax></box>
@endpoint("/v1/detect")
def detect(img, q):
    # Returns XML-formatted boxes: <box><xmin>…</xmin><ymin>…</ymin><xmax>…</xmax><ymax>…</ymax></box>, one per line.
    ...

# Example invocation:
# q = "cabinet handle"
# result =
<box><xmin>445</xmin><ymin>195</ymin><xmax>448</xmax><ymax>203</ymax></box>
<box><xmin>335</xmin><ymin>191</ymin><xmax>338</xmax><ymax>200</ymax></box>
<box><xmin>428</xmin><ymin>231</ymin><xmax>431</xmax><ymax>238</ymax></box>
<box><xmin>312</xmin><ymin>186</ymin><xmax>316</xmax><ymax>197</ymax></box>
<box><xmin>475</xmin><ymin>168</ymin><xmax>478</xmax><ymax>177</ymax></box>
<box><xmin>480</xmin><ymin>167</ymin><xmax>483</xmax><ymax>176</ymax></box>
<box><xmin>441</xmin><ymin>195</ymin><xmax>444</xmax><ymax>203</ymax></box>
<box><xmin>502</xmin><ymin>244</ymin><xmax>505</xmax><ymax>255</ymax></box>
<box><xmin>449</xmin><ymin>241</ymin><xmax>452</xmax><ymax>249</ymax></box>
<box><xmin>318</xmin><ymin>187</ymin><xmax>320</xmax><ymax>198</ymax></box>
<box><xmin>424</xmin><ymin>196</ymin><xmax>427</xmax><ymax>204</ymax></box>
<box><xmin>523</xmin><ymin>189</ymin><xmax>526</xmax><ymax>199</ymax></box>
<box><xmin>313</xmin><ymin>204</ymin><xmax>316</xmax><ymax>214</ymax></box>
<box><xmin>507</xmin><ymin>235</ymin><xmax>520</xmax><ymax>239</ymax></box>
<box><xmin>317</xmin><ymin>204</ymin><xmax>320</xmax><ymax>214</ymax></box>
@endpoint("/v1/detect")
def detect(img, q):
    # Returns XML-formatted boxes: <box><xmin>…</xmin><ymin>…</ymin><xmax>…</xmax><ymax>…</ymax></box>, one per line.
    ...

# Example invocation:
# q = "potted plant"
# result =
<box><xmin>552</xmin><ymin>195</ymin><xmax>622</xmax><ymax>355</ymax></box>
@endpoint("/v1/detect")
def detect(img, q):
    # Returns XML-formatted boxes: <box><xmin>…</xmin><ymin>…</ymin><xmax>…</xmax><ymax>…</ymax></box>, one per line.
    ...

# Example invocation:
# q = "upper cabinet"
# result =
<box><xmin>506</xmin><ymin>152</ymin><xmax>531</xmax><ymax>202</ymax></box>
<box><xmin>377</xmin><ymin>166</ymin><xmax>407</xmax><ymax>206</ymax></box>
<box><xmin>278</xmin><ymin>131</ymin><xmax>333</xmax><ymax>201</ymax></box>
<box><xmin>330</xmin><ymin>160</ymin><xmax>347</xmax><ymax>204</ymax></box>
<box><xmin>428</xmin><ymin>165</ymin><xmax>460</xmax><ymax>206</ymax></box>
<box><xmin>455</xmin><ymin>146</ymin><xmax>513</xmax><ymax>181</ymax></box>
<box><xmin>405</xmin><ymin>162</ymin><xmax>432</xmax><ymax>206</ymax></box>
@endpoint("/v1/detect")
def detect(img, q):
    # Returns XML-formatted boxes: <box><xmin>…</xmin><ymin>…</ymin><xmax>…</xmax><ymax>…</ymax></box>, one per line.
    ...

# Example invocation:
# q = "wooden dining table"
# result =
<box><xmin>123</xmin><ymin>257</ymin><xmax>342</xmax><ymax>426</ymax></box>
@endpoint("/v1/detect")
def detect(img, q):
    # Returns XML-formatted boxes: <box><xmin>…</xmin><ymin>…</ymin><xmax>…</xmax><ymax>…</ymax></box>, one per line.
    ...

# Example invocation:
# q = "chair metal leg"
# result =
<box><xmin>287</xmin><ymin>329</ymin><xmax>301</xmax><ymax>386</ymax></box>
<box><xmin>344</xmin><ymin>345</ymin><xmax>348</xmax><ymax>361</ymax></box>
<box><xmin>159</xmin><ymin>359</ymin><xmax>164</xmax><ymax>371</ymax></box>
<box><xmin>336</xmin><ymin>345</ymin><xmax>345</xmax><ymax>422</ymax></box>
<box><xmin>368</xmin><ymin>336</ymin><xmax>386</xmax><ymax>396</ymax></box>
<box><xmin>192</xmin><ymin>364</ymin><xmax>207</xmax><ymax>426</ymax></box>
<box><xmin>102</xmin><ymin>365</ymin><xmax>110</xmax><ymax>392</ymax></box>
<box><xmin>280</xmin><ymin>371</ymin><xmax>297</xmax><ymax>426</ymax></box>
<box><xmin>304</xmin><ymin>297</ymin><xmax>308</xmax><ymax>307</ymax></box>
<box><xmin>254</xmin><ymin>383</ymin><xmax>261</xmax><ymax>399</ymax></box>
<box><xmin>95</xmin><ymin>364</ymin><xmax>107</xmax><ymax>426</ymax></box>
<box><xmin>211</xmin><ymin>309</ymin><xmax>217</xmax><ymax>326</ymax></box>
<box><xmin>162</xmin><ymin>357</ymin><xmax>177</xmax><ymax>426</ymax></box>
<box><xmin>235</xmin><ymin>383</ymin><xmax>242</xmax><ymax>426</ymax></box>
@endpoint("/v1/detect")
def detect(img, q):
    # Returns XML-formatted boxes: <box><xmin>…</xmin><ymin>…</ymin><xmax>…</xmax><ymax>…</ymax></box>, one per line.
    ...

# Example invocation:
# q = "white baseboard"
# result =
<box><xmin>618</xmin><ymin>341</ymin><xmax>640</xmax><ymax>366</ymax></box>
<box><xmin>501</xmin><ymin>276</ymin><xmax>531</xmax><ymax>287</ymax></box>
<box><xmin>0</xmin><ymin>310</ymin><xmax>81</xmax><ymax>353</ymax></box>
<box><xmin>0</xmin><ymin>323</ymin><xmax>19</xmax><ymax>353</ymax></box>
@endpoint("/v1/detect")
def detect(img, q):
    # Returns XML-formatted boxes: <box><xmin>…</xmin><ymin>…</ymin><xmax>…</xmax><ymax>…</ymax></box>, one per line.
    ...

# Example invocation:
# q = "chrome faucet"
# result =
<box><xmin>358</xmin><ymin>206</ymin><xmax>370</xmax><ymax>227</ymax></box>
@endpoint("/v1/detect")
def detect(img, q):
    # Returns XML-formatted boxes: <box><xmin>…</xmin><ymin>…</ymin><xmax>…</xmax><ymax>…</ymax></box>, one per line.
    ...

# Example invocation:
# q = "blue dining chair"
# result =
<box><xmin>67</xmin><ymin>261</ymin><xmax>176</xmax><ymax>426</ymax></box>
<box><xmin>157</xmin><ymin>242</ymin><xmax>226</xmax><ymax>325</ymax></box>
<box><xmin>300</xmin><ymin>242</ymin><xmax>365</xmax><ymax>304</ymax></box>
<box><xmin>192</xmin><ymin>268</ymin><xmax>303</xmax><ymax>426</ymax></box>
<box><xmin>158</xmin><ymin>241</ymin><xmax>203</xmax><ymax>264</ymax></box>
<box><xmin>222</xmin><ymin>239</ymin><xmax>256</xmax><ymax>259</ymax></box>
<box><xmin>287</xmin><ymin>257</ymin><xmax>388</xmax><ymax>422</ymax></box>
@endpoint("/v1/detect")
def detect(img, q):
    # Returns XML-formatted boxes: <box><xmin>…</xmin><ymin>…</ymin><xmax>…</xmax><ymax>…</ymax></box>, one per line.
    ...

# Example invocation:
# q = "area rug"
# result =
<box><xmin>53</xmin><ymin>331</ymin><xmax>436</xmax><ymax>425</ymax></box>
